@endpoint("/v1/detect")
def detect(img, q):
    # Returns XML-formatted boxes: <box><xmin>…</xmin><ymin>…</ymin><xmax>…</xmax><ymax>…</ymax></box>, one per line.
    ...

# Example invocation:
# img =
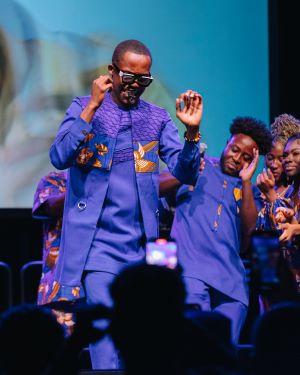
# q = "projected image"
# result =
<box><xmin>0</xmin><ymin>0</ymin><xmax>176</xmax><ymax>207</ymax></box>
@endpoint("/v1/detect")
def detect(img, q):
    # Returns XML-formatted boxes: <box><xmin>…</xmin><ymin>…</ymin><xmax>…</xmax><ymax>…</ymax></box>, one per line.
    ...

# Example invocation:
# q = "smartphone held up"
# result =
<box><xmin>146</xmin><ymin>239</ymin><xmax>178</xmax><ymax>269</ymax></box>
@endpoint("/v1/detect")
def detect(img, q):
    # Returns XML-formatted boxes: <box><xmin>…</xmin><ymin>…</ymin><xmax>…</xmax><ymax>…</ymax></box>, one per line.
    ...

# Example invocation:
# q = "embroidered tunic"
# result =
<box><xmin>171</xmin><ymin>156</ymin><xmax>262</xmax><ymax>306</ymax></box>
<box><xmin>85</xmin><ymin>110</ymin><xmax>145</xmax><ymax>273</ymax></box>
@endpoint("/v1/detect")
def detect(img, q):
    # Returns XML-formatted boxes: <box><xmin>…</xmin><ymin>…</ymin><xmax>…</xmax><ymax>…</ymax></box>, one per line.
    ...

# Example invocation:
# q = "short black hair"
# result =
<box><xmin>112</xmin><ymin>39</ymin><xmax>152</xmax><ymax>66</ymax></box>
<box><xmin>230</xmin><ymin>116</ymin><xmax>272</xmax><ymax>155</ymax></box>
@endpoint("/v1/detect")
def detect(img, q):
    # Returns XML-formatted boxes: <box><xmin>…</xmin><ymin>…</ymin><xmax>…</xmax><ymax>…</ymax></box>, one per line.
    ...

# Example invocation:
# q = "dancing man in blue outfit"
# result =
<box><xmin>160</xmin><ymin>117</ymin><xmax>272</xmax><ymax>344</ymax></box>
<box><xmin>49</xmin><ymin>39</ymin><xmax>202</xmax><ymax>369</ymax></box>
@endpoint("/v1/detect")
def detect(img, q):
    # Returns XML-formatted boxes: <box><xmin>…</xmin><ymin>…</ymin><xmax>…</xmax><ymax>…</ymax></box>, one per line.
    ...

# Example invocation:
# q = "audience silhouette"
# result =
<box><xmin>252</xmin><ymin>301</ymin><xmax>300</xmax><ymax>375</ymax></box>
<box><xmin>0</xmin><ymin>302</ymin><xmax>110</xmax><ymax>374</ymax></box>
<box><xmin>0</xmin><ymin>304</ymin><xmax>65</xmax><ymax>375</ymax></box>
<box><xmin>2</xmin><ymin>264</ymin><xmax>300</xmax><ymax>374</ymax></box>
<box><xmin>109</xmin><ymin>263</ymin><xmax>239</xmax><ymax>375</ymax></box>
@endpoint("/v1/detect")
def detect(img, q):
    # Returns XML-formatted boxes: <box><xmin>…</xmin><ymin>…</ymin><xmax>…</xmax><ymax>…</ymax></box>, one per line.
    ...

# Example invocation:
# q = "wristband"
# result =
<box><xmin>184</xmin><ymin>131</ymin><xmax>202</xmax><ymax>143</ymax></box>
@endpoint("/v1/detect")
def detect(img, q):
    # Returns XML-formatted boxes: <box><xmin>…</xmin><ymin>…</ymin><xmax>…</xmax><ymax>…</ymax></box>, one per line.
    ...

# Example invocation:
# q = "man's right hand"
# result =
<box><xmin>80</xmin><ymin>75</ymin><xmax>113</xmax><ymax>124</ymax></box>
<box><xmin>89</xmin><ymin>75</ymin><xmax>113</xmax><ymax>109</ymax></box>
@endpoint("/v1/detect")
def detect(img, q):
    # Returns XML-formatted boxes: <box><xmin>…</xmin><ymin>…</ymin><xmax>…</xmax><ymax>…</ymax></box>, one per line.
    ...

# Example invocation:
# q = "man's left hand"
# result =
<box><xmin>176</xmin><ymin>90</ymin><xmax>203</xmax><ymax>130</ymax></box>
<box><xmin>239</xmin><ymin>148</ymin><xmax>259</xmax><ymax>182</ymax></box>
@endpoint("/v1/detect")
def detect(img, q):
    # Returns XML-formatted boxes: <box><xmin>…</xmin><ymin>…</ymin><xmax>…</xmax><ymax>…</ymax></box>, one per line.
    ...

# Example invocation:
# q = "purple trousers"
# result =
<box><xmin>183</xmin><ymin>276</ymin><xmax>248</xmax><ymax>344</ymax></box>
<box><xmin>82</xmin><ymin>271</ymin><xmax>121</xmax><ymax>370</ymax></box>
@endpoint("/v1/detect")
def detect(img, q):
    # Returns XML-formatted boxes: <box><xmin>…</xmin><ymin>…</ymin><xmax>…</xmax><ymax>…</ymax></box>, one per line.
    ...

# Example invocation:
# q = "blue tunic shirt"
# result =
<box><xmin>85</xmin><ymin>110</ymin><xmax>145</xmax><ymax>273</ymax></box>
<box><xmin>171</xmin><ymin>156</ymin><xmax>261</xmax><ymax>306</ymax></box>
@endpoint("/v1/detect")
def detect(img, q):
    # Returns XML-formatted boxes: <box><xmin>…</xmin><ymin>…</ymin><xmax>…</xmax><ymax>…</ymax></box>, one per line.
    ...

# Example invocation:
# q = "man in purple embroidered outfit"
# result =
<box><xmin>49</xmin><ymin>39</ymin><xmax>202</xmax><ymax>369</ymax></box>
<box><xmin>160</xmin><ymin>117</ymin><xmax>272</xmax><ymax>344</ymax></box>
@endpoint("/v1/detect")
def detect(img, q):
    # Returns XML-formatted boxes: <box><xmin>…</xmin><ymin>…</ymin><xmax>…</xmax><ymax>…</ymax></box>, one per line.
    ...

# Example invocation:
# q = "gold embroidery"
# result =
<box><xmin>46</xmin><ymin>178</ymin><xmax>66</xmax><ymax>192</ymax></box>
<box><xmin>46</xmin><ymin>246</ymin><xmax>59</xmax><ymax>268</ymax></box>
<box><xmin>72</xmin><ymin>287</ymin><xmax>81</xmax><ymax>298</ymax></box>
<box><xmin>134</xmin><ymin>142</ymin><xmax>158</xmax><ymax>173</ymax></box>
<box><xmin>217</xmin><ymin>204</ymin><xmax>223</xmax><ymax>216</ymax></box>
<box><xmin>95</xmin><ymin>143</ymin><xmax>108</xmax><ymax>156</ymax></box>
<box><xmin>233</xmin><ymin>187</ymin><xmax>242</xmax><ymax>202</ymax></box>
<box><xmin>143</xmin><ymin>141</ymin><xmax>158</xmax><ymax>152</ymax></box>
<box><xmin>47</xmin><ymin>281</ymin><xmax>60</xmax><ymax>303</ymax></box>
<box><xmin>92</xmin><ymin>159</ymin><xmax>102</xmax><ymax>168</ymax></box>
<box><xmin>84</xmin><ymin>133</ymin><xmax>95</xmax><ymax>142</ymax></box>
<box><xmin>76</xmin><ymin>148</ymin><xmax>94</xmax><ymax>164</ymax></box>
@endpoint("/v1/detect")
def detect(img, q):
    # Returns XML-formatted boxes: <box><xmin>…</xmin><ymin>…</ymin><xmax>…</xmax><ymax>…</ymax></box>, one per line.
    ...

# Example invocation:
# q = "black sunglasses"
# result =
<box><xmin>113</xmin><ymin>63</ymin><xmax>153</xmax><ymax>87</ymax></box>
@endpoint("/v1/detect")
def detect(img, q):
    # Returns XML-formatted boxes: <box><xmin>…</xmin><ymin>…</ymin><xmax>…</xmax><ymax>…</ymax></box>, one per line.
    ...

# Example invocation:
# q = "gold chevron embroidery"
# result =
<box><xmin>143</xmin><ymin>141</ymin><xmax>158</xmax><ymax>152</ymax></box>
<box><xmin>134</xmin><ymin>142</ymin><xmax>158</xmax><ymax>172</ymax></box>
<box><xmin>134</xmin><ymin>142</ymin><xmax>145</xmax><ymax>161</ymax></box>
<box><xmin>135</xmin><ymin>160</ymin><xmax>158</xmax><ymax>173</ymax></box>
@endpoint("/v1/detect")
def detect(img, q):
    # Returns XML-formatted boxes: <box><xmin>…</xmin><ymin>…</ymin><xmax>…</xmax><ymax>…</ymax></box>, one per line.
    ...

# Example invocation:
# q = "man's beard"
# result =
<box><xmin>220</xmin><ymin>151</ymin><xmax>240</xmax><ymax>177</ymax></box>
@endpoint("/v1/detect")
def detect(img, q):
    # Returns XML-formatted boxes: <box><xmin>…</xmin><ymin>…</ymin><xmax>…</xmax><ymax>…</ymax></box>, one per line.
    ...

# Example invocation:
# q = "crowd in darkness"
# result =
<box><xmin>1</xmin><ymin>263</ymin><xmax>300</xmax><ymax>375</ymax></box>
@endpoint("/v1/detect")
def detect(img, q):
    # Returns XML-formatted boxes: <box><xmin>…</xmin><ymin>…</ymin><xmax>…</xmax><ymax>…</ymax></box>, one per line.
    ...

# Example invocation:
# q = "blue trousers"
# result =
<box><xmin>82</xmin><ymin>271</ymin><xmax>120</xmax><ymax>370</ymax></box>
<box><xmin>184</xmin><ymin>277</ymin><xmax>248</xmax><ymax>344</ymax></box>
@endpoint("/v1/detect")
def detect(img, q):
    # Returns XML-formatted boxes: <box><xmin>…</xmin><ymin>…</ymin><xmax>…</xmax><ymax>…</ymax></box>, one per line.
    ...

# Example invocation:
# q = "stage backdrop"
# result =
<box><xmin>0</xmin><ymin>0</ymin><xmax>269</xmax><ymax>208</ymax></box>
